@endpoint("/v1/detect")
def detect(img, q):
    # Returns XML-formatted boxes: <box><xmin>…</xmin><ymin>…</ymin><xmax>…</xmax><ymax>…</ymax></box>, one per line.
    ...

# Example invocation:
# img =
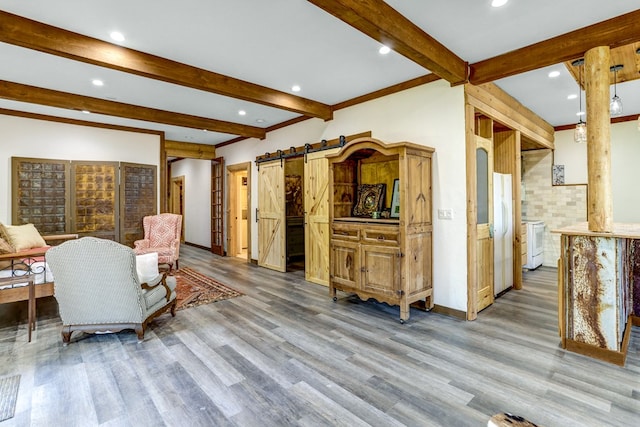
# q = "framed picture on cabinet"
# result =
<box><xmin>352</xmin><ymin>183</ymin><xmax>386</xmax><ymax>217</ymax></box>
<box><xmin>390</xmin><ymin>179</ymin><xmax>400</xmax><ymax>218</ymax></box>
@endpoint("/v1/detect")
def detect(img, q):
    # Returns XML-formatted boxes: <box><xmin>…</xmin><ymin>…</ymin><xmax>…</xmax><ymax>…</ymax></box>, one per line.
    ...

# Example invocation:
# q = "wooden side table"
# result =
<box><xmin>0</xmin><ymin>276</ymin><xmax>36</xmax><ymax>342</ymax></box>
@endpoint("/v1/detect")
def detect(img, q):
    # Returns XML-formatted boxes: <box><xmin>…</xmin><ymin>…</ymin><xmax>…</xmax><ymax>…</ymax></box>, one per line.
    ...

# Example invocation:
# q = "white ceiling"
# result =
<box><xmin>0</xmin><ymin>0</ymin><xmax>639</xmax><ymax>145</ymax></box>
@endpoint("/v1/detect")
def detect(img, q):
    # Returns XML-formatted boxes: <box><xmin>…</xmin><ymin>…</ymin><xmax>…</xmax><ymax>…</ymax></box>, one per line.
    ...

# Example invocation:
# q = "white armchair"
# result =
<box><xmin>46</xmin><ymin>237</ymin><xmax>177</xmax><ymax>344</ymax></box>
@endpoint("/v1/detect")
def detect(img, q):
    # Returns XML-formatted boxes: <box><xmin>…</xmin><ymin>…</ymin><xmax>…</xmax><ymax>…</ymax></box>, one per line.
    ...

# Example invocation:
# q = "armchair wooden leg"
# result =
<box><xmin>170</xmin><ymin>299</ymin><xmax>177</xmax><ymax>317</ymax></box>
<box><xmin>62</xmin><ymin>326</ymin><xmax>72</xmax><ymax>345</ymax></box>
<box><xmin>135</xmin><ymin>325</ymin><xmax>145</xmax><ymax>342</ymax></box>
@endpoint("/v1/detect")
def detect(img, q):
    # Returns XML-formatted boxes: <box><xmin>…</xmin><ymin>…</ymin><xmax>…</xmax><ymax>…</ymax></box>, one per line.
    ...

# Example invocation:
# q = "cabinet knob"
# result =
<box><xmin>377</xmin><ymin>235</ymin><xmax>384</xmax><ymax>240</ymax></box>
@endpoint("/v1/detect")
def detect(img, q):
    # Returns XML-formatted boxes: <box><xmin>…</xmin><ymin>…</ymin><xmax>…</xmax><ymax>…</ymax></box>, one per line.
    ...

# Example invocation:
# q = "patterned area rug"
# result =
<box><xmin>174</xmin><ymin>267</ymin><xmax>242</xmax><ymax>310</ymax></box>
<box><xmin>0</xmin><ymin>374</ymin><xmax>20</xmax><ymax>422</ymax></box>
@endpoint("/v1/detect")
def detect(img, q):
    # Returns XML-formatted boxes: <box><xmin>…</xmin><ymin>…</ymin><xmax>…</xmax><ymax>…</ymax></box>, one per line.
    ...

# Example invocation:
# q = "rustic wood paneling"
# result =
<box><xmin>71</xmin><ymin>161</ymin><xmax>119</xmax><ymax>241</ymax></box>
<box><xmin>11</xmin><ymin>157</ymin><xmax>69</xmax><ymax>234</ymax></box>
<box><xmin>120</xmin><ymin>163</ymin><xmax>157</xmax><ymax>247</ymax></box>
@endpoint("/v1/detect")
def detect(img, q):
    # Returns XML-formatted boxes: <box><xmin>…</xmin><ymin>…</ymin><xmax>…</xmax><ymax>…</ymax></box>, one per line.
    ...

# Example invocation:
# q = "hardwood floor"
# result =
<box><xmin>0</xmin><ymin>244</ymin><xmax>638</xmax><ymax>426</ymax></box>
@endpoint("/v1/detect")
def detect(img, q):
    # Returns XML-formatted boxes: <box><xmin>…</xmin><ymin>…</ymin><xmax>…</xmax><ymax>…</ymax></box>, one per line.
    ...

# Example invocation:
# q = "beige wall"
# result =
<box><xmin>0</xmin><ymin>114</ymin><xmax>161</xmax><ymax>224</ymax></box>
<box><xmin>218</xmin><ymin>79</ymin><xmax>469</xmax><ymax>312</ymax></box>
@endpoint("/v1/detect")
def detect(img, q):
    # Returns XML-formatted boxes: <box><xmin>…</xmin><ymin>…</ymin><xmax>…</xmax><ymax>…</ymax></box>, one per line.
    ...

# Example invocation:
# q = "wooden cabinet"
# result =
<box><xmin>327</xmin><ymin>138</ymin><xmax>434</xmax><ymax>322</ymax></box>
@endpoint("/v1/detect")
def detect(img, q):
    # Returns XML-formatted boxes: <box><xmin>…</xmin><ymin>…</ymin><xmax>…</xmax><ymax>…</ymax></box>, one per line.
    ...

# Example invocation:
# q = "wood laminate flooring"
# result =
<box><xmin>0</xmin><ymin>245</ymin><xmax>638</xmax><ymax>426</ymax></box>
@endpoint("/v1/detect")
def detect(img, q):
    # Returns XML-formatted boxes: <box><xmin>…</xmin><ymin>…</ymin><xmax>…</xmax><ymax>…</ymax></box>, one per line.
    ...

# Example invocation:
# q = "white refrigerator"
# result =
<box><xmin>493</xmin><ymin>173</ymin><xmax>514</xmax><ymax>296</ymax></box>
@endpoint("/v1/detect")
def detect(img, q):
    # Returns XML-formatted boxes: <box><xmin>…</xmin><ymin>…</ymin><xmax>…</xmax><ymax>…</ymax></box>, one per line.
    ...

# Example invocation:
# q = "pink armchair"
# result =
<box><xmin>134</xmin><ymin>213</ymin><xmax>182</xmax><ymax>271</ymax></box>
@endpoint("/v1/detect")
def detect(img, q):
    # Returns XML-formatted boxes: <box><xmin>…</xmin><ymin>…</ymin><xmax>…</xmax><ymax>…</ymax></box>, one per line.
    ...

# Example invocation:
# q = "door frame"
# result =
<box><xmin>170</xmin><ymin>175</ymin><xmax>185</xmax><ymax>243</ymax></box>
<box><xmin>226</xmin><ymin>162</ymin><xmax>252</xmax><ymax>262</ymax></box>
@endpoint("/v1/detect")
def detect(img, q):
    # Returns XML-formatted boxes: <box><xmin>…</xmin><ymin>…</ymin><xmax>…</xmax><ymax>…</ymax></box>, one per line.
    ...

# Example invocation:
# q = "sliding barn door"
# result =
<box><xmin>304</xmin><ymin>149</ymin><xmax>338</xmax><ymax>286</ymax></box>
<box><xmin>258</xmin><ymin>160</ymin><xmax>286</xmax><ymax>272</ymax></box>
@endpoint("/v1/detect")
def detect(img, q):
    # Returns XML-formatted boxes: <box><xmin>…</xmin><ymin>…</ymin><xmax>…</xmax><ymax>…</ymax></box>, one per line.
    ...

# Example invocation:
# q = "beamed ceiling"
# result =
<box><xmin>0</xmin><ymin>0</ymin><xmax>639</xmax><ymax>145</ymax></box>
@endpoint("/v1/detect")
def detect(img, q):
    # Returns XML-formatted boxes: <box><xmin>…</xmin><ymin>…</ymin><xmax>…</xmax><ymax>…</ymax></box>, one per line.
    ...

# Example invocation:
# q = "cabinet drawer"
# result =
<box><xmin>331</xmin><ymin>224</ymin><xmax>360</xmax><ymax>241</ymax></box>
<box><xmin>362</xmin><ymin>226</ymin><xmax>400</xmax><ymax>245</ymax></box>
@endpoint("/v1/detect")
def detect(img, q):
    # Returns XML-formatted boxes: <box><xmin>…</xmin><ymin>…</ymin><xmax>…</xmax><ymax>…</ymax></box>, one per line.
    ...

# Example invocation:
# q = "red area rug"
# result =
<box><xmin>173</xmin><ymin>267</ymin><xmax>242</xmax><ymax>310</ymax></box>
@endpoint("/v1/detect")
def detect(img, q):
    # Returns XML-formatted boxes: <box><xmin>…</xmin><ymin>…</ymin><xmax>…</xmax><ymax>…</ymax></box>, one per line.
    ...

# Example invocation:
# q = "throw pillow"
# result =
<box><xmin>3</xmin><ymin>223</ymin><xmax>46</xmax><ymax>251</ymax></box>
<box><xmin>136</xmin><ymin>252</ymin><xmax>159</xmax><ymax>284</ymax></box>
<box><xmin>0</xmin><ymin>236</ymin><xmax>15</xmax><ymax>254</ymax></box>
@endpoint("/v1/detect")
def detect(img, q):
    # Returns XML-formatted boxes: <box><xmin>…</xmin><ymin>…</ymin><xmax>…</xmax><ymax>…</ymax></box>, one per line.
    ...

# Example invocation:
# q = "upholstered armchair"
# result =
<box><xmin>133</xmin><ymin>213</ymin><xmax>182</xmax><ymax>271</ymax></box>
<box><xmin>46</xmin><ymin>237</ymin><xmax>177</xmax><ymax>344</ymax></box>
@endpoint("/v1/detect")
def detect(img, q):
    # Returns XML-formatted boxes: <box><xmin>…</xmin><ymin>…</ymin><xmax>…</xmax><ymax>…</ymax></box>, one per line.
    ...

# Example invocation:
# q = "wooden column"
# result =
<box><xmin>584</xmin><ymin>46</ymin><xmax>613</xmax><ymax>233</ymax></box>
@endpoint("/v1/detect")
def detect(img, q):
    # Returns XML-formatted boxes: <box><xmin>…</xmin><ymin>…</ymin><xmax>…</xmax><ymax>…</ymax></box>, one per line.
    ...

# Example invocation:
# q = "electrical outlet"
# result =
<box><xmin>438</xmin><ymin>209</ymin><xmax>453</xmax><ymax>220</ymax></box>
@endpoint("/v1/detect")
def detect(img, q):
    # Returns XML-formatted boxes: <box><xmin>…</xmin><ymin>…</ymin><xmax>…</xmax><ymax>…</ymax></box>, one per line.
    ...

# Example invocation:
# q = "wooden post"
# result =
<box><xmin>585</xmin><ymin>46</ymin><xmax>613</xmax><ymax>233</ymax></box>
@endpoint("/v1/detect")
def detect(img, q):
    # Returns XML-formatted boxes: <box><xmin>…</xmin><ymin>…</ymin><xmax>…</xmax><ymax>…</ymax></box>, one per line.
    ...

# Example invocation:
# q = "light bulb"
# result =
<box><xmin>610</xmin><ymin>95</ymin><xmax>623</xmax><ymax>116</ymax></box>
<box><xmin>574</xmin><ymin>122</ymin><xmax>587</xmax><ymax>144</ymax></box>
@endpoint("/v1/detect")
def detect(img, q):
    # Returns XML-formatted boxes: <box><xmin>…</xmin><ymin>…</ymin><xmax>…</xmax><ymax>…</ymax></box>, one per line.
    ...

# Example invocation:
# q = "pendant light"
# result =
<box><xmin>573</xmin><ymin>59</ymin><xmax>587</xmax><ymax>144</ymax></box>
<box><xmin>610</xmin><ymin>64</ymin><xmax>623</xmax><ymax>116</ymax></box>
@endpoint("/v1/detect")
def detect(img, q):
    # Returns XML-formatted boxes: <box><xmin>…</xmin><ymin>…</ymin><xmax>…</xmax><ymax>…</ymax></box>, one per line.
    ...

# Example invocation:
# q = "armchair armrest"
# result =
<box><xmin>134</xmin><ymin>239</ymin><xmax>151</xmax><ymax>250</ymax></box>
<box><xmin>141</xmin><ymin>272</ymin><xmax>172</xmax><ymax>302</ymax></box>
<box><xmin>43</xmin><ymin>234</ymin><xmax>79</xmax><ymax>244</ymax></box>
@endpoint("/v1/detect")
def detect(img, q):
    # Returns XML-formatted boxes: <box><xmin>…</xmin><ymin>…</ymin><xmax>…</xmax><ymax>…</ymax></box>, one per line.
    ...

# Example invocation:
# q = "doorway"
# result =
<box><xmin>227</xmin><ymin>162</ymin><xmax>251</xmax><ymax>261</ymax></box>
<box><xmin>170</xmin><ymin>175</ymin><xmax>185</xmax><ymax>243</ymax></box>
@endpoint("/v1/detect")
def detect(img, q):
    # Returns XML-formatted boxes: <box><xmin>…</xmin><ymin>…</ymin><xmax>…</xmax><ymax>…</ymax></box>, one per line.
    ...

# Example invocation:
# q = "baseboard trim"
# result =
<box><xmin>184</xmin><ymin>241</ymin><xmax>211</xmax><ymax>252</ymax></box>
<box><xmin>431</xmin><ymin>305</ymin><xmax>467</xmax><ymax>320</ymax></box>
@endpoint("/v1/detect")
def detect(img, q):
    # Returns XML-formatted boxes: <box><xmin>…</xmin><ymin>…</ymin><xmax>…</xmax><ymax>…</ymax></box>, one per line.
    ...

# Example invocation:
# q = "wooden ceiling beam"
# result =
<box><xmin>470</xmin><ymin>9</ymin><xmax>640</xmax><ymax>85</ymax></box>
<box><xmin>0</xmin><ymin>80</ymin><xmax>266</xmax><ymax>139</ymax></box>
<box><xmin>0</xmin><ymin>11</ymin><xmax>332</xmax><ymax>120</ymax></box>
<box><xmin>307</xmin><ymin>0</ymin><xmax>468</xmax><ymax>85</ymax></box>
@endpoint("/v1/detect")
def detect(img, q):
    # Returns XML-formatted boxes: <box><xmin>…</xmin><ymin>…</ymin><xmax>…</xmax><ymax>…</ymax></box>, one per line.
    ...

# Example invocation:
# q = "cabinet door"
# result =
<box><xmin>361</xmin><ymin>245</ymin><xmax>400</xmax><ymax>297</ymax></box>
<box><xmin>330</xmin><ymin>239</ymin><xmax>359</xmax><ymax>289</ymax></box>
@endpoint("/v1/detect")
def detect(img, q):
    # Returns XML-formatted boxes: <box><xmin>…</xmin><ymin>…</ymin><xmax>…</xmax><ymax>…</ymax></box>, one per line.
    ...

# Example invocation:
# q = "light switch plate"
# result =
<box><xmin>438</xmin><ymin>209</ymin><xmax>453</xmax><ymax>220</ymax></box>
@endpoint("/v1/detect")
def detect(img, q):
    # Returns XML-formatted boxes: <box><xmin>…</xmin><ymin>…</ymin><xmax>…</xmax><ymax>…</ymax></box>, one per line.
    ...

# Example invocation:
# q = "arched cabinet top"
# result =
<box><xmin>326</xmin><ymin>137</ymin><xmax>434</xmax><ymax>164</ymax></box>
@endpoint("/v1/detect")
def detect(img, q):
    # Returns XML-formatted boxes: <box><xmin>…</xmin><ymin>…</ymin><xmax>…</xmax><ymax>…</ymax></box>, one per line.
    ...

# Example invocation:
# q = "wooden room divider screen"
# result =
<box><xmin>11</xmin><ymin>157</ymin><xmax>156</xmax><ymax>247</ymax></box>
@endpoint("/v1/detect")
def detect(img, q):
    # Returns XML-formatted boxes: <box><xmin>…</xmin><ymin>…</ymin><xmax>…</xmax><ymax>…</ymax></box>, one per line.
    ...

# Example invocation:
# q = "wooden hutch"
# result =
<box><xmin>327</xmin><ymin>137</ymin><xmax>434</xmax><ymax>322</ymax></box>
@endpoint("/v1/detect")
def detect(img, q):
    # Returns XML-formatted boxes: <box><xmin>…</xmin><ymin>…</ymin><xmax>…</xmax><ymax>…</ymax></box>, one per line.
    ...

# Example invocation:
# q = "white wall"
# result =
<box><xmin>170</xmin><ymin>159</ymin><xmax>211</xmax><ymax>247</ymax></box>
<box><xmin>218</xmin><ymin>80</ymin><xmax>468</xmax><ymax>312</ymax></box>
<box><xmin>553</xmin><ymin>120</ymin><xmax>640</xmax><ymax>222</ymax></box>
<box><xmin>0</xmin><ymin>114</ymin><xmax>161</xmax><ymax>223</ymax></box>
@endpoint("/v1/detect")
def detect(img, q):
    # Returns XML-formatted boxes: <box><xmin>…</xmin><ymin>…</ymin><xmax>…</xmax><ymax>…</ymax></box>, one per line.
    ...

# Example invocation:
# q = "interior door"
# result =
<box><xmin>211</xmin><ymin>157</ymin><xmax>224</xmax><ymax>256</ymax></box>
<box><xmin>304</xmin><ymin>149</ymin><xmax>338</xmax><ymax>286</ymax></box>
<box><xmin>476</xmin><ymin>136</ymin><xmax>494</xmax><ymax>311</ymax></box>
<box><xmin>258</xmin><ymin>160</ymin><xmax>286</xmax><ymax>272</ymax></box>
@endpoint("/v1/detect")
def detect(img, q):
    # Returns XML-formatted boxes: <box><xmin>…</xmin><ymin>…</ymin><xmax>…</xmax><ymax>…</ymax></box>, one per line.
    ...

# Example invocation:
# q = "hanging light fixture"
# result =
<box><xmin>610</xmin><ymin>64</ymin><xmax>623</xmax><ymax>116</ymax></box>
<box><xmin>573</xmin><ymin>59</ymin><xmax>587</xmax><ymax>144</ymax></box>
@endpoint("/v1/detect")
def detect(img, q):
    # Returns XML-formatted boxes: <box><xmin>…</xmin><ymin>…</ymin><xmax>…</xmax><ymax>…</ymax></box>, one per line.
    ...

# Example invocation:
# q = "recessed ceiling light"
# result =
<box><xmin>291</xmin><ymin>85</ymin><xmax>301</xmax><ymax>92</ymax></box>
<box><xmin>567</xmin><ymin>94</ymin><xmax>578</xmax><ymax>100</ymax></box>
<box><xmin>92</xmin><ymin>79</ymin><xmax>104</xmax><ymax>87</ymax></box>
<box><xmin>491</xmin><ymin>0</ymin><xmax>508</xmax><ymax>7</ymax></box>
<box><xmin>256</xmin><ymin>119</ymin><xmax>265</xmax><ymax>124</ymax></box>
<box><xmin>379</xmin><ymin>45</ymin><xmax>391</xmax><ymax>55</ymax></box>
<box><xmin>81</xmin><ymin>110</ymin><xmax>91</xmax><ymax>114</ymax></box>
<box><xmin>238</xmin><ymin>110</ymin><xmax>247</xmax><ymax>116</ymax></box>
<box><xmin>110</xmin><ymin>31</ymin><xmax>125</xmax><ymax>42</ymax></box>
<box><xmin>576</xmin><ymin>111</ymin><xmax>585</xmax><ymax>117</ymax></box>
<box><xmin>548</xmin><ymin>70</ymin><xmax>561</xmax><ymax>78</ymax></box>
